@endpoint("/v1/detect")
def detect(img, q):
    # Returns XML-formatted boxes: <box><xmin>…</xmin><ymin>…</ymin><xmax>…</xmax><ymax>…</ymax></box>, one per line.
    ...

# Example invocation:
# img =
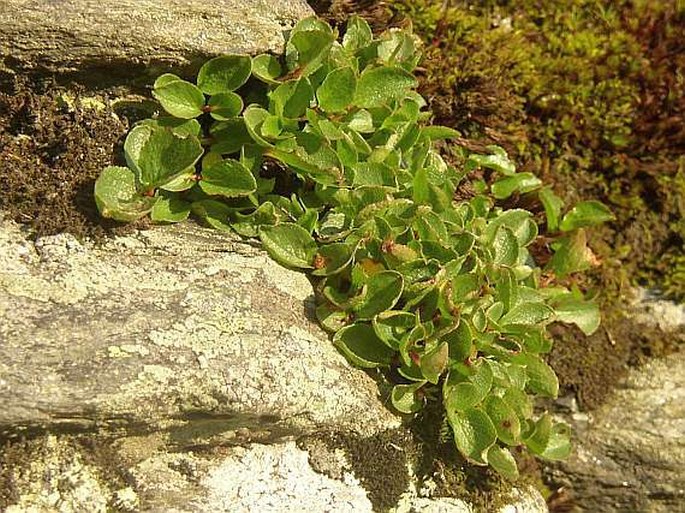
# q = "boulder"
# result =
<box><xmin>0</xmin><ymin>0</ymin><xmax>313</xmax><ymax>81</ymax></box>
<box><xmin>0</xmin><ymin>217</ymin><xmax>399</xmax><ymax>441</ymax></box>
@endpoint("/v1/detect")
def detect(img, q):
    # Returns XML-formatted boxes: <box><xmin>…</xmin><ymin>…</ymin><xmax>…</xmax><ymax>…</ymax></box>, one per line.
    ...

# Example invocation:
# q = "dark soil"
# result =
<box><xmin>0</xmin><ymin>77</ymin><xmax>138</xmax><ymax>239</ymax></box>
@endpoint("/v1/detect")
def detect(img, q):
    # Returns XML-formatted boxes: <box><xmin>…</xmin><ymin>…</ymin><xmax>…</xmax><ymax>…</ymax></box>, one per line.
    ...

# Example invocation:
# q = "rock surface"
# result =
<box><xmin>546</xmin><ymin>298</ymin><xmax>685</xmax><ymax>512</ymax></box>
<box><xmin>0</xmin><ymin>218</ymin><xmax>398</xmax><ymax>440</ymax></box>
<box><xmin>0</xmin><ymin>0</ymin><xmax>313</xmax><ymax>80</ymax></box>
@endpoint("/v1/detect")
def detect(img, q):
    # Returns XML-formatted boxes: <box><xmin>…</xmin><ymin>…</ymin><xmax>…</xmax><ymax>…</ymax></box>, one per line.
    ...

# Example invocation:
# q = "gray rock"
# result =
<box><xmin>0</xmin><ymin>0</ymin><xmax>313</xmax><ymax>80</ymax></box>
<box><xmin>547</xmin><ymin>296</ymin><xmax>685</xmax><ymax>512</ymax></box>
<box><xmin>0</xmin><ymin>218</ymin><xmax>399</xmax><ymax>441</ymax></box>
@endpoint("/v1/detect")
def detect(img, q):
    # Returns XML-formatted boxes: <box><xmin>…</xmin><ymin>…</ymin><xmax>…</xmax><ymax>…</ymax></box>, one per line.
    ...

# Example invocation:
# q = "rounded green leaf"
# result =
<box><xmin>197</xmin><ymin>55</ymin><xmax>252</xmax><ymax>94</ymax></box>
<box><xmin>153</xmin><ymin>79</ymin><xmax>205</xmax><ymax>119</ymax></box>
<box><xmin>484</xmin><ymin>395</ymin><xmax>521</xmax><ymax>446</ymax></box>
<box><xmin>499</xmin><ymin>302</ymin><xmax>554</xmax><ymax>328</ymax></box>
<box><xmin>94</xmin><ymin>166</ymin><xmax>157</xmax><ymax>222</ymax></box>
<box><xmin>252</xmin><ymin>54</ymin><xmax>283</xmax><ymax>84</ymax></box>
<box><xmin>391</xmin><ymin>382</ymin><xmax>426</xmax><ymax>414</ymax></box>
<box><xmin>552</xmin><ymin>296</ymin><xmax>601</xmax><ymax>335</ymax></box>
<box><xmin>140</xmin><ymin>117</ymin><xmax>202</xmax><ymax>137</ymax></box>
<box><xmin>271</xmin><ymin>77</ymin><xmax>314</xmax><ymax>119</ymax></box>
<box><xmin>485</xmin><ymin>209</ymin><xmax>538</xmax><ymax>247</ymax></box>
<box><xmin>137</xmin><ymin>129</ymin><xmax>203</xmax><ymax>188</ymax></box>
<box><xmin>420</xmin><ymin>342</ymin><xmax>449</xmax><ymax>384</ymax></box>
<box><xmin>333</xmin><ymin>322</ymin><xmax>395</xmax><ymax>368</ymax></box>
<box><xmin>317</xmin><ymin>67</ymin><xmax>357</xmax><ymax>113</ymax></box>
<box><xmin>560</xmin><ymin>200</ymin><xmax>615</xmax><ymax>231</ymax></box>
<box><xmin>492</xmin><ymin>226</ymin><xmax>519</xmax><ymax>266</ymax></box>
<box><xmin>199</xmin><ymin>159</ymin><xmax>256</xmax><ymax>198</ymax></box>
<box><xmin>207</xmin><ymin>92</ymin><xmax>244</xmax><ymax>120</ymax></box>
<box><xmin>503</xmin><ymin>388</ymin><xmax>533</xmax><ymax>420</ymax></box>
<box><xmin>150</xmin><ymin>194</ymin><xmax>191</xmax><ymax>223</ymax></box>
<box><xmin>312</xmin><ymin>242</ymin><xmax>355</xmax><ymax>276</ymax></box>
<box><xmin>342</xmin><ymin>15</ymin><xmax>373</xmax><ymax>51</ymax></box>
<box><xmin>512</xmin><ymin>353</ymin><xmax>559</xmax><ymax>398</ymax></box>
<box><xmin>354</xmin><ymin>66</ymin><xmax>417</xmax><ymax>108</ymax></box>
<box><xmin>539</xmin><ymin>423</ymin><xmax>572</xmax><ymax>461</ymax></box>
<box><xmin>354</xmin><ymin>270</ymin><xmax>404</xmax><ymax>319</ymax></box>
<box><xmin>467</xmin><ymin>146</ymin><xmax>515</xmax><ymax>176</ymax></box>
<box><xmin>159</xmin><ymin>172</ymin><xmax>196</xmax><ymax>192</ymax></box>
<box><xmin>487</xmin><ymin>446</ymin><xmax>519</xmax><ymax>480</ymax></box>
<box><xmin>192</xmin><ymin>199</ymin><xmax>233</xmax><ymax>232</ymax></box>
<box><xmin>243</xmin><ymin>105</ymin><xmax>274</xmax><ymax>147</ymax></box>
<box><xmin>447</xmin><ymin>407</ymin><xmax>498</xmax><ymax>465</ymax></box>
<box><xmin>123</xmin><ymin>125</ymin><xmax>152</xmax><ymax>176</ymax></box>
<box><xmin>259</xmin><ymin>223</ymin><xmax>318</xmax><ymax>269</ymax></box>
<box><xmin>444</xmin><ymin>362</ymin><xmax>494</xmax><ymax>412</ymax></box>
<box><xmin>373</xmin><ymin>311</ymin><xmax>417</xmax><ymax>349</ymax></box>
<box><xmin>538</xmin><ymin>187</ymin><xmax>564</xmax><ymax>232</ymax></box>
<box><xmin>491</xmin><ymin>173</ymin><xmax>542</xmax><ymax>199</ymax></box>
<box><xmin>288</xmin><ymin>29</ymin><xmax>335</xmax><ymax>76</ymax></box>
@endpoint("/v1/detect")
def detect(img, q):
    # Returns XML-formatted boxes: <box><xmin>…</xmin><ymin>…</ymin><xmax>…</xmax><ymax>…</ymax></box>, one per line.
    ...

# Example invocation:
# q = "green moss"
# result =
<box><xmin>381</xmin><ymin>0</ymin><xmax>685</xmax><ymax>302</ymax></box>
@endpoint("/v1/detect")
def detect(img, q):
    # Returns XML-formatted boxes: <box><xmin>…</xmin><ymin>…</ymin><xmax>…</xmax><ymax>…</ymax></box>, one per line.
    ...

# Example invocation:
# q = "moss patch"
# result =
<box><xmin>0</xmin><ymin>77</ymin><xmax>142</xmax><ymax>240</ymax></box>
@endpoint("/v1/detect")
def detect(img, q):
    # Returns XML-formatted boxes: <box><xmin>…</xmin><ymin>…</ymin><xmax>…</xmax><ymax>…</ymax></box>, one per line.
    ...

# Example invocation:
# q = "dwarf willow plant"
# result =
<box><xmin>95</xmin><ymin>16</ymin><xmax>613</xmax><ymax>479</ymax></box>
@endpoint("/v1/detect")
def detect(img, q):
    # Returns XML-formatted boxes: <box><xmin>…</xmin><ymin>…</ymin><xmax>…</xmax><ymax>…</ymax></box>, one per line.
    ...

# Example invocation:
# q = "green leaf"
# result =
<box><xmin>199</xmin><ymin>159</ymin><xmax>257</xmax><ymax>198</ymax></box>
<box><xmin>539</xmin><ymin>187</ymin><xmax>564</xmax><ymax>232</ymax></box>
<box><xmin>123</xmin><ymin>125</ymin><xmax>152</xmax><ymax>177</ymax></box>
<box><xmin>352</xmin><ymin>162</ymin><xmax>396</xmax><ymax>187</ymax></box>
<box><xmin>230</xmin><ymin>201</ymin><xmax>279</xmax><ymax>237</ymax></box>
<box><xmin>491</xmin><ymin>173</ymin><xmax>542</xmax><ymax>199</ymax></box>
<box><xmin>259</xmin><ymin>223</ymin><xmax>318</xmax><ymax>269</ymax></box>
<box><xmin>192</xmin><ymin>200</ymin><xmax>233</xmax><ymax>232</ymax></box>
<box><xmin>373</xmin><ymin>311</ymin><xmax>417</xmax><ymax>349</ymax></box>
<box><xmin>153</xmin><ymin>78</ymin><xmax>205</xmax><ymax>119</ymax></box>
<box><xmin>271</xmin><ymin>78</ymin><xmax>312</xmax><ymax>120</ymax></box>
<box><xmin>513</xmin><ymin>353</ymin><xmax>559</xmax><ymax>398</ymax></box>
<box><xmin>467</xmin><ymin>146</ymin><xmax>515</xmax><ymax>176</ymax></box>
<box><xmin>288</xmin><ymin>30</ymin><xmax>335</xmax><ymax>76</ymax></box>
<box><xmin>346</xmin><ymin>110</ymin><xmax>374</xmax><ymax>133</ymax></box>
<box><xmin>391</xmin><ymin>382</ymin><xmax>425</xmax><ymax>414</ymax></box>
<box><xmin>207</xmin><ymin>92</ymin><xmax>243</xmax><ymax>120</ymax></box>
<box><xmin>421</xmin><ymin>125</ymin><xmax>460</xmax><ymax>141</ymax></box>
<box><xmin>447</xmin><ymin>407</ymin><xmax>498</xmax><ymax>465</ymax></box>
<box><xmin>499</xmin><ymin>302</ymin><xmax>554</xmax><ymax>327</ymax></box>
<box><xmin>150</xmin><ymin>193</ymin><xmax>191</xmax><ymax>223</ymax></box>
<box><xmin>211</xmin><ymin>118</ymin><xmax>254</xmax><ymax>154</ymax></box>
<box><xmin>420</xmin><ymin>342</ymin><xmax>449</xmax><ymax>384</ymax></box>
<box><xmin>485</xmin><ymin>210</ymin><xmax>537</xmax><ymax>247</ymax></box>
<box><xmin>140</xmin><ymin>117</ymin><xmax>202</xmax><ymax>137</ymax></box>
<box><xmin>94</xmin><ymin>166</ymin><xmax>157</xmax><ymax>221</ymax></box>
<box><xmin>444</xmin><ymin>362</ymin><xmax>494</xmax><ymax>411</ymax></box>
<box><xmin>546</xmin><ymin>229</ymin><xmax>594</xmax><ymax>277</ymax></box>
<box><xmin>137</xmin><ymin>129</ymin><xmax>203</xmax><ymax>188</ymax></box>
<box><xmin>354</xmin><ymin>66</ymin><xmax>417</xmax><ymax>108</ymax></box>
<box><xmin>487</xmin><ymin>446</ymin><xmax>519</xmax><ymax>480</ymax></box>
<box><xmin>552</xmin><ymin>296</ymin><xmax>601</xmax><ymax>335</ymax></box>
<box><xmin>560</xmin><ymin>200</ymin><xmax>615</xmax><ymax>231</ymax></box>
<box><xmin>342</xmin><ymin>15</ymin><xmax>373</xmax><ymax>51</ymax></box>
<box><xmin>312</xmin><ymin>243</ymin><xmax>355</xmax><ymax>276</ymax></box>
<box><xmin>354</xmin><ymin>270</ymin><xmax>404</xmax><ymax>319</ymax></box>
<box><xmin>243</xmin><ymin>105</ymin><xmax>274</xmax><ymax>147</ymax></box>
<box><xmin>333</xmin><ymin>322</ymin><xmax>395</xmax><ymax>368</ymax></box>
<box><xmin>492</xmin><ymin>226</ymin><xmax>519</xmax><ymax>266</ymax></box>
<box><xmin>539</xmin><ymin>423</ymin><xmax>572</xmax><ymax>461</ymax></box>
<box><xmin>503</xmin><ymin>388</ymin><xmax>533</xmax><ymax>419</ymax></box>
<box><xmin>484</xmin><ymin>395</ymin><xmax>521</xmax><ymax>446</ymax></box>
<box><xmin>252</xmin><ymin>54</ymin><xmax>283</xmax><ymax>84</ymax></box>
<box><xmin>317</xmin><ymin>67</ymin><xmax>357</xmax><ymax>113</ymax></box>
<box><xmin>197</xmin><ymin>55</ymin><xmax>252</xmax><ymax>94</ymax></box>
<box><xmin>159</xmin><ymin>172</ymin><xmax>196</xmax><ymax>192</ymax></box>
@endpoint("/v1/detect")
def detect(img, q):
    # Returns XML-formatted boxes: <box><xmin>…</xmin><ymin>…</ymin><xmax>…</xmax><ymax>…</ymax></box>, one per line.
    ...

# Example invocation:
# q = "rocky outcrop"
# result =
<box><xmin>0</xmin><ymin>218</ymin><xmax>547</xmax><ymax>512</ymax></box>
<box><xmin>0</xmin><ymin>0</ymin><xmax>313</xmax><ymax>81</ymax></box>
<box><xmin>546</xmin><ymin>298</ymin><xmax>685</xmax><ymax>512</ymax></box>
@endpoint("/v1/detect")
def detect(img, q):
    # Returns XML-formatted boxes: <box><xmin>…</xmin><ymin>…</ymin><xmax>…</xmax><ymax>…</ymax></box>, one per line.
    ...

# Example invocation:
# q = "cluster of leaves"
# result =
<box><xmin>386</xmin><ymin>0</ymin><xmax>685</xmax><ymax>301</ymax></box>
<box><xmin>95</xmin><ymin>16</ymin><xmax>612</xmax><ymax>479</ymax></box>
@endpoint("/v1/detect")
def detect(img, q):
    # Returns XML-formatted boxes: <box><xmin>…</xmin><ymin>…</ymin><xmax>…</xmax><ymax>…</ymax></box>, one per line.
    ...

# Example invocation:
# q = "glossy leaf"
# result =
<box><xmin>487</xmin><ymin>446</ymin><xmax>519</xmax><ymax>480</ymax></box>
<box><xmin>553</xmin><ymin>296</ymin><xmax>601</xmax><ymax>335</ymax></box>
<box><xmin>499</xmin><ymin>302</ymin><xmax>554</xmax><ymax>328</ymax></box>
<box><xmin>137</xmin><ymin>129</ymin><xmax>203</xmax><ymax>188</ymax></box>
<box><xmin>491</xmin><ymin>173</ymin><xmax>542</xmax><ymax>199</ymax></box>
<box><xmin>355</xmin><ymin>66</ymin><xmax>417</xmax><ymax>108</ymax></box>
<box><xmin>259</xmin><ymin>223</ymin><xmax>318</xmax><ymax>269</ymax></box>
<box><xmin>312</xmin><ymin>242</ymin><xmax>355</xmax><ymax>276</ymax></box>
<box><xmin>199</xmin><ymin>159</ymin><xmax>257</xmax><ymax>198</ymax></box>
<box><xmin>342</xmin><ymin>15</ymin><xmax>373</xmax><ymax>51</ymax></box>
<box><xmin>513</xmin><ymin>353</ymin><xmax>559</xmax><ymax>398</ymax></box>
<box><xmin>447</xmin><ymin>407</ymin><xmax>498</xmax><ymax>465</ymax></box>
<box><xmin>484</xmin><ymin>395</ymin><xmax>521</xmax><ymax>446</ymax></box>
<box><xmin>207</xmin><ymin>92</ymin><xmax>243</xmax><ymax>120</ymax></box>
<box><xmin>420</xmin><ymin>342</ymin><xmax>449</xmax><ymax>384</ymax></box>
<box><xmin>150</xmin><ymin>193</ymin><xmax>191</xmax><ymax>223</ymax></box>
<box><xmin>252</xmin><ymin>54</ymin><xmax>283</xmax><ymax>84</ymax></box>
<box><xmin>317</xmin><ymin>67</ymin><xmax>357</xmax><ymax>112</ymax></box>
<box><xmin>560</xmin><ymin>200</ymin><xmax>615</xmax><ymax>231</ymax></box>
<box><xmin>333</xmin><ymin>323</ymin><xmax>395</xmax><ymax>368</ymax></box>
<box><xmin>94</xmin><ymin>166</ymin><xmax>156</xmax><ymax>221</ymax></box>
<box><xmin>391</xmin><ymin>382</ymin><xmax>425</xmax><ymax>414</ymax></box>
<box><xmin>354</xmin><ymin>270</ymin><xmax>404</xmax><ymax>319</ymax></box>
<box><xmin>539</xmin><ymin>187</ymin><xmax>564</xmax><ymax>232</ymax></box>
<box><xmin>197</xmin><ymin>55</ymin><xmax>252</xmax><ymax>94</ymax></box>
<box><xmin>153</xmin><ymin>78</ymin><xmax>205</xmax><ymax>119</ymax></box>
<box><xmin>467</xmin><ymin>146</ymin><xmax>515</xmax><ymax>176</ymax></box>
